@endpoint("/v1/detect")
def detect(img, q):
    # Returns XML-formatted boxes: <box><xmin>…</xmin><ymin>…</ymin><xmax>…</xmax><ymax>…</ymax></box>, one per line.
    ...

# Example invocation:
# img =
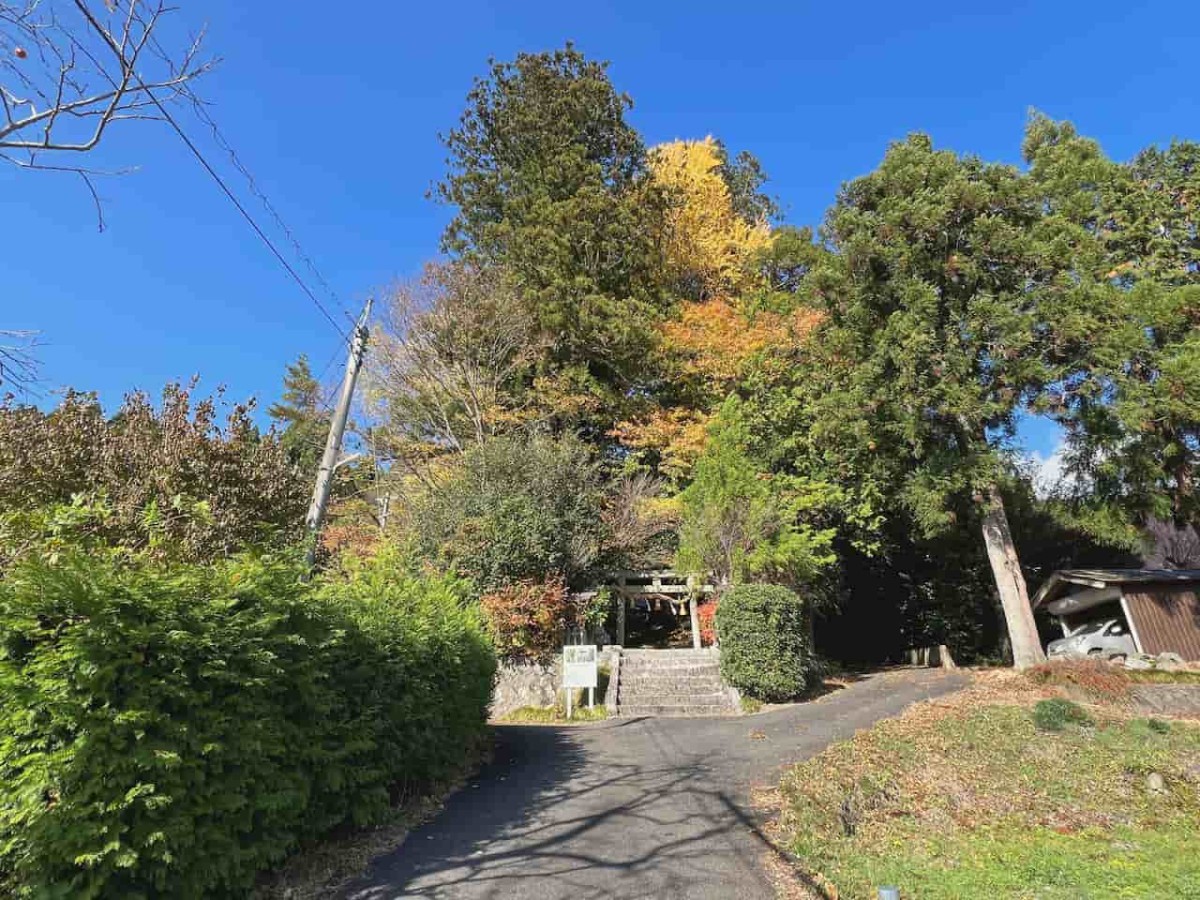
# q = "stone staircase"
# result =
<box><xmin>612</xmin><ymin>648</ymin><xmax>740</xmax><ymax>717</ymax></box>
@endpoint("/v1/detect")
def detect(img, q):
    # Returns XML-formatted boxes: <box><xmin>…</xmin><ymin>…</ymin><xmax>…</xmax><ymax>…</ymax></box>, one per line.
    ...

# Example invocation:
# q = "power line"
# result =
<box><xmin>54</xmin><ymin>14</ymin><xmax>348</xmax><ymax>339</ymax></box>
<box><xmin>183</xmin><ymin>93</ymin><xmax>357</xmax><ymax>328</ymax></box>
<box><xmin>141</xmin><ymin>31</ymin><xmax>355</xmax><ymax>329</ymax></box>
<box><xmin>313</xmin><ymin>339</ymin><xmax>346</xmax><ymax>413</ymax></box>
<box><xmin>138</xmin><ymin>83</ymin><xmax>351</xmax><ymax>343</ymax></box>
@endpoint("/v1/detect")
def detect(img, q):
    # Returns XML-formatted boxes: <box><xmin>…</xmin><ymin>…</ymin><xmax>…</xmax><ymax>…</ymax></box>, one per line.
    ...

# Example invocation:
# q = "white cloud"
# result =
<box><xmin>1027</xmin><ymin>441</ymin><xmax>1075</xmax><ymax>500</ymax></box>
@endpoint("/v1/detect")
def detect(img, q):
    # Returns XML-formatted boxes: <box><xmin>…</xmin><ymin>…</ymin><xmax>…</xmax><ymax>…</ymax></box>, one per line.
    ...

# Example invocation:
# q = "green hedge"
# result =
<box><xmin>0</xmin><ymin>550</ymin><xmax>495</xmax><ymax>898</ymax></box>
<box><xmin>716</xmin><ymin>583</ymin><xmax>813</xmax><ymax>701</ymax></box>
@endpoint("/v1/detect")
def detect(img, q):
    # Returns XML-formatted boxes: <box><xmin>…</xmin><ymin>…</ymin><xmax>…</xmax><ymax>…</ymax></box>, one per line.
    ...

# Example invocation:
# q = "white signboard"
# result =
<box><xmin>562</xmin><ymin>645</ymin><xmax>598</xmax><ymax>689</ymax></box>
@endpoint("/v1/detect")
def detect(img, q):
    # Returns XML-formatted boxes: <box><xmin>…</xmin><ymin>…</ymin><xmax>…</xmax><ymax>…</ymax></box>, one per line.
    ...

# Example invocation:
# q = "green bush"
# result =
<box><xmin>319</xmin><ymin>550</ymin><xmax>497</xmax><ymax>791</ymax></box>
<box><xmin>716</xmin><ymin>583</ymin><xmax>813</xmax><ymax>701</ymax></box>
<box><xmin>409</xmin><ymin>434</ymin><xmax>609</xmax><ymax>592</ymax></box>
<box><xmin>0</xmin><ymin>550</ymin><xmax>495</xmax><ymax>898</ymax></box>
<box><xmin>1032</xmin><ymin>697</ymin><xmax>1093</xmax><ymax>732</ymax></box>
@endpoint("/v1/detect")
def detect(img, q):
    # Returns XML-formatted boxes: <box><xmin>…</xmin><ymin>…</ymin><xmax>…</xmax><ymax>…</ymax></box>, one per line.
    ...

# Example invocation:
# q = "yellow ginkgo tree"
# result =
<box><xmin>650</xmin><ymin>137</ymin><xmax>772</xmax><ymax>300</ymax></box>
<box><xmin>615</xmin><ymin>139</ymin><xmax>818</xmax><ymax>481</ymax></box>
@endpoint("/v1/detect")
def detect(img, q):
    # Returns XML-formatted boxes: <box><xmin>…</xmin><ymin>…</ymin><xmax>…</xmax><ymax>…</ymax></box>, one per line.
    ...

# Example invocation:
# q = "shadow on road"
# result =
<box><xmin>345</xmin><ymin>721</ymin><xmax>791</xmax><ymax>898</ymax></box>
<box><xmin>344</xmin><ymin>670</ymin><xmax>966</xmax><ymax>899</ymax></box>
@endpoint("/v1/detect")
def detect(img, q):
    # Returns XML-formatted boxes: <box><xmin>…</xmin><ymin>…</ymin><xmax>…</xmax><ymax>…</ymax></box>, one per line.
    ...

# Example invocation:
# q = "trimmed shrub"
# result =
<box><xmin>0</xmin><ymin>550</ymin><xmax>494</xmax><ymax>898</ymax></box>
<box><xmin>320</xmin><ymin>550</ymin><xmax>497</xmax><ymax>791</ymax></box>
<box><xmin>716</xmin><ymin>583</ymin><xmax>813</xmax><ymax>701</ymax></box>
<box><xmin>1032</xmin><ymin>697</ymin><xmax>1093</xmax><ymax>732</ymax></box>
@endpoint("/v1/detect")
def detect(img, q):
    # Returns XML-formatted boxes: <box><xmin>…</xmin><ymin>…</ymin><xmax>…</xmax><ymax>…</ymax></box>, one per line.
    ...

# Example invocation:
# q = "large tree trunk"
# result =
<box><xmin>977</xmin><ymin>484</ymin><xmax>1046</xmax><ymax>669</ymax></box>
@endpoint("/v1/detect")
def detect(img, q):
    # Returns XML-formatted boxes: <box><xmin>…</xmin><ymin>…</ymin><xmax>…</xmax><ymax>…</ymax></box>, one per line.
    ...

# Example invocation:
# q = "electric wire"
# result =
<box><xmin>139</xmin><ymin>83</ymin><xmax>351</xmax><ymax>343</ymax></box>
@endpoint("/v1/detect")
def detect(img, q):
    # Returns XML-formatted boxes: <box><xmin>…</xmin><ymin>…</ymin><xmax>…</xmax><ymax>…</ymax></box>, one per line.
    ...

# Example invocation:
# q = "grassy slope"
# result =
<box><xmin>777</xmin><ymin>683</ymin><xmax>1200</xmax><ymax>900</ymax></box>
<box><xmin>499</xmin><ymin>703</ymin><xmax>608</xmax><ymax>723</ymax></box>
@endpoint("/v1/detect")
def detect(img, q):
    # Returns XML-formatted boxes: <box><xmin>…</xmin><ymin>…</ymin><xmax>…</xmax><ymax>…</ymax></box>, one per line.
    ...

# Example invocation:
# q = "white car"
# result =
<box><xmin>1047</xmin><ymin>619</ymin><xmax>1137</xmax><ymax>661</ymax></box>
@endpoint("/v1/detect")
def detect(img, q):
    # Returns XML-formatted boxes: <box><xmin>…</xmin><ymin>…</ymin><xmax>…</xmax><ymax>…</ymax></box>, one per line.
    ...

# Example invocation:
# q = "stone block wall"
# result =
<box><xmin>490</xmin><ymin>648</ymin><xmax>619</xmax><ymax>720</ymax></box>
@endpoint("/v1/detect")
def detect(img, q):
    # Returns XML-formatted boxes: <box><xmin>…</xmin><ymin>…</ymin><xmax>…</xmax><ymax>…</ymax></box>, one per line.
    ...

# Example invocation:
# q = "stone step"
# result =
<box><xmin>618</xmin><ymin>676</ymin><xmax>730</xmax><ymax>691</ymax></box>
<box><xmin>619</xmin><ymin>676</ymin><xmax>720</xmax><ymax>691</ymax></box>
<box><xmin>620</xmin><ymin>662</ymin><xmax>721</xmax><ymax>674</ymax></box>
<box><xmin>621</xmin><ymin>661</ymin><xmax>719</xmax><ymax>672</ymax></box>
<box><xmin>615</xmin><ymin>704</ymin><xmax>738</xmax><ymax>717</ymax></box>
<box><xmin>613</xmin><ymin>649</ymin><xmax>734</xmax><ymax>718</ymax></box>
<box><xmin>621</xmin><ymin>683</ymin><xmax>723</xmax><ymax>694</ymax></box>
<box><xmin>618</xmin><ymin>690</ymin><xmax>730</xmax><ymax>705</ymax></box>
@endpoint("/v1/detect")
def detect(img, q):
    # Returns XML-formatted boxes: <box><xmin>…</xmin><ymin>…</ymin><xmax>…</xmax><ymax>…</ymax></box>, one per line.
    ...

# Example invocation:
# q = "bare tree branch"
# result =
<box><xmin>1</xmin><ymin>149</ymin><xmax>132</xmax><ymax>227</ymax></box>
<box><xmin>1</xmin><ymin>0</ymin><xmax>215</xmax><ymax>225</ymax></box>
<box><xmin>367</xmin><ymin>262</ymin><xmax>539</xmax><ymax>473</ymax></box>
<box><xmin>0</xmin><ymin>328</ymin><xmax>40</xmax><ymax>393</ymax></box>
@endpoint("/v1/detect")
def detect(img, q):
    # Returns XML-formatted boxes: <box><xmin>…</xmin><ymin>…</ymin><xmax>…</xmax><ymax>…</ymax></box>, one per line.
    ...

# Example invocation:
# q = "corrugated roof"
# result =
<box><xmin>1032</xmin><ymin>569</ymin><xmax>1200</xmax><ymax>609</ymax></box>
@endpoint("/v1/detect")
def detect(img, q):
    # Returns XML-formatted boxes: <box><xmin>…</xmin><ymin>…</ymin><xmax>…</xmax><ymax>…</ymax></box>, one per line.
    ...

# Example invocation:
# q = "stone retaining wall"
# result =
<box><xmin>491</xmin><ymin>648</ymin><xmax>619</xmax><ymax>720</ymax></box>
<box><xmin>491</xmin><ymin>660</ymin><xmax>561</xmax><ymax>720</ymax></box>
<box><xmin>1130</xmin><ymin>684</ymin><xmax>1200</xmax><ymax>718</ymax></box>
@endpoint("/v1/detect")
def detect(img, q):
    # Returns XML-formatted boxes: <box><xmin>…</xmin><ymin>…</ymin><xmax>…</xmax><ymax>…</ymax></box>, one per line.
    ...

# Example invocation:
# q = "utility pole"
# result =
<box><xmin>305</xmin><ymin>297</ymin><xmax>373</xmax><ymax>566</ymax></box>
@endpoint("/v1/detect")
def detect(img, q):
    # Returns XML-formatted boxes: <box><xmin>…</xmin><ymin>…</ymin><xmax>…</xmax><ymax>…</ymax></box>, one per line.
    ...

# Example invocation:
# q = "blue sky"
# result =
<box><xmin>4</xmin><ymin>0</ymin><xmax>1197</xmax><ymax>458</ymax></box>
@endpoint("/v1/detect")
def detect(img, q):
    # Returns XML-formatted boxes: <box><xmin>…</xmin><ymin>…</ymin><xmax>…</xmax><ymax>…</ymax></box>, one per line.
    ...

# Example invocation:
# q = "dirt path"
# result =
<box><xmin>344</xmin><ymin>669</ymin><xmax>967</xmax><ymax>900</ymax></box>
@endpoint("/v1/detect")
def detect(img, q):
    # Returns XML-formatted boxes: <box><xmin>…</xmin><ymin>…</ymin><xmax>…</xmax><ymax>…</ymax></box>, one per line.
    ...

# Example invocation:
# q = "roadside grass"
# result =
<box><xmin>1126</xmin><ymin>668</ymin><xmax>1200</xmax><ymax>684</ymax></box>
<box><xmin>741</xmin><ymin>695</ymin><xmax>765</xmax><ymax>714</ymax></box>
<box><xmin>496</xmin><ymin>667</ymin><xmax>610</xmax><ymax>724</ymax></box>
<box><xmin>776</xmin><ymin>680</ymin><xmax>1200</xmax><ymax>900</ymax></box>
<box><xmin>499</xmin><ymin>703</ymin><xmax>608</xmax><ymax>723</ymax></box>
<box><xmin>1027</xmin><ymin>658</ymin><xmax>1200</xmax><ymax>703</ymax></box>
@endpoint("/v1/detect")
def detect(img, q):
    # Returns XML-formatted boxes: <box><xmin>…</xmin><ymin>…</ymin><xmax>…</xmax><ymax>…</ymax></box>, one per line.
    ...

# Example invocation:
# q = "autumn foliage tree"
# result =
<box><xmin>650</xmin><ymin>137</ymin><xmax>771</xmax><ymax>299</ymax></box>
<box><xmin>369</xmin><ymin>261</ymin><xmax>537</xmax><ymax>462</ymax></box>
<box><xmin>613</xmin><ymin>138</ymin><xmax>820</xmax><ymax>480</ymax></box>
<box><xmin>0</xmin><ymin>384</ymin><xmax>308</xmax><ymax>562</ymax></box>
<box><xmin>615</xmin><ymin>297</ymin><xmax>821</xmax><ymax>480</ymax></box>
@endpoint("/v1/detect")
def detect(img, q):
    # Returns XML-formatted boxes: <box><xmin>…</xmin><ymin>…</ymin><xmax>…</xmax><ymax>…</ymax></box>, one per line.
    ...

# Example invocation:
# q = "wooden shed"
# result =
<box><xmin>1032</xmin><ymin>569</ymin><xmax>1200</xmax><ymax>661</ymax></box>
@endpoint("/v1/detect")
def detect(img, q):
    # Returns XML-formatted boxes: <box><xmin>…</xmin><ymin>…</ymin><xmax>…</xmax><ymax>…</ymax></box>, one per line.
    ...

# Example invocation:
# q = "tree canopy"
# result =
<box><xmin>1024</xmin><ymin>116</ymin><xmax>1200</xmax><ymax>530</ymax></box>
<box><xmin>424</xmin><ymin>47</ymin><xmax>1199</xmax><ymax>667</ymax></box>
<box><xmin>436</xmin><ymin>44</ymin><xmax>669</xmax><ymax>425</ymax></box>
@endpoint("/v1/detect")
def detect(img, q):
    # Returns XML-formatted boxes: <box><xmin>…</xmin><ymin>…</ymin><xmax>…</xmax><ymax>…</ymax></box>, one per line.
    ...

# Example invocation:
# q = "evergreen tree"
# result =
<box><xmin>1024</xmin><ymin>116</ymin><xmax>1200</xmax><ymax>529</ymax></box>
<box><xmin>268</xmin><ymin>355</ymin><xmax>329</xmax><ymax>474</ymax></box>
<box><xmin>677</xmin><ymin>398</ymin><xmax>838</xmax><ymax>587</ymax></box>
<box><xmin>714</xmin><ymin>141</ymin><xmax>781</xmax><ymax>226</ymax></box>
<box><xmin>436</xmin><ymin>44</ymin><xmax>669</xmax><ymax>428</ymax></box>
<box><xmin>799</xmin><ymin>134</ymin><xmax>1115</xmax><ymax>667</ymax></box>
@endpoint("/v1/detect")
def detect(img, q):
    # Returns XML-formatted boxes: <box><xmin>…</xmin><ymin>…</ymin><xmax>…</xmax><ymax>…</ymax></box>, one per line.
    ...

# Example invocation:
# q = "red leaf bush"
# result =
<box><xmin>480</xmin><ymin>576</ymin><xmax>574</xmax><ymax>662</ymax></box>
<box><xmin>697</xmin><ymin>598</ymin><xmax>719</xmax><ymax>646</ymax></box>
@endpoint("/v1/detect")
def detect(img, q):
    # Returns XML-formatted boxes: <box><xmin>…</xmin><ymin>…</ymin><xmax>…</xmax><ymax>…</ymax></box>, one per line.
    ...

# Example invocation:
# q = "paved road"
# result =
<box><xmin>345</xmin><ymin>670</ymin><xmax>967</xmax><ymax>900</ymax></box>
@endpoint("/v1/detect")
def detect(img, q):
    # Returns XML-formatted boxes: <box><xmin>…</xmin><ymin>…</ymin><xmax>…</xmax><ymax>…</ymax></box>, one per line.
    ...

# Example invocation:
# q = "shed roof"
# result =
<box><xmin>1032</xmin><ymin>569</ymin><xmax>1200</xmax><ymax>609</ymax></box>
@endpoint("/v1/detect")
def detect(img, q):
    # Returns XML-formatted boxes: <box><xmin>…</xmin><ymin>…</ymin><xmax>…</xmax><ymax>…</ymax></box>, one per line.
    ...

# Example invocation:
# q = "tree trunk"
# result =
<box><xmin>976</xmin><ymin>483</ymin><xmax>1046</xmax><ymax>669</ymax></box>
<box><xmin>937</xmin><ymin>644</ymin><xmax>957</xmax><ymax>670</ymax></box>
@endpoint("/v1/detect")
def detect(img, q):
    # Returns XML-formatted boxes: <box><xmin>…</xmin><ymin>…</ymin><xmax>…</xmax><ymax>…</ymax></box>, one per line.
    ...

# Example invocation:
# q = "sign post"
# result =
<box><xmin>562</xmin><ymin>645</ymin><xmax>598</xmax><ymax>720</ymax></box>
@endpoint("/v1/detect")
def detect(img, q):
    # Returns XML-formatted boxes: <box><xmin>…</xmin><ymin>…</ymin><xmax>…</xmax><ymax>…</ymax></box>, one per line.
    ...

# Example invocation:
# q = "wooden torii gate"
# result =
<box><xmin>611</xmin><ymin>570</ymin><xmax>715</xmax><ymax>649</ymax></box>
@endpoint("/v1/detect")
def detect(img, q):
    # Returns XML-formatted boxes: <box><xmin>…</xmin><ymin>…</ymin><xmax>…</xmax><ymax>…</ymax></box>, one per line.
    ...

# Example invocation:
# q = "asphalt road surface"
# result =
<box><xmin>345</xmin><ymin>669</ymin><xmax>967</xmax><ymax>900</ymax></box>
